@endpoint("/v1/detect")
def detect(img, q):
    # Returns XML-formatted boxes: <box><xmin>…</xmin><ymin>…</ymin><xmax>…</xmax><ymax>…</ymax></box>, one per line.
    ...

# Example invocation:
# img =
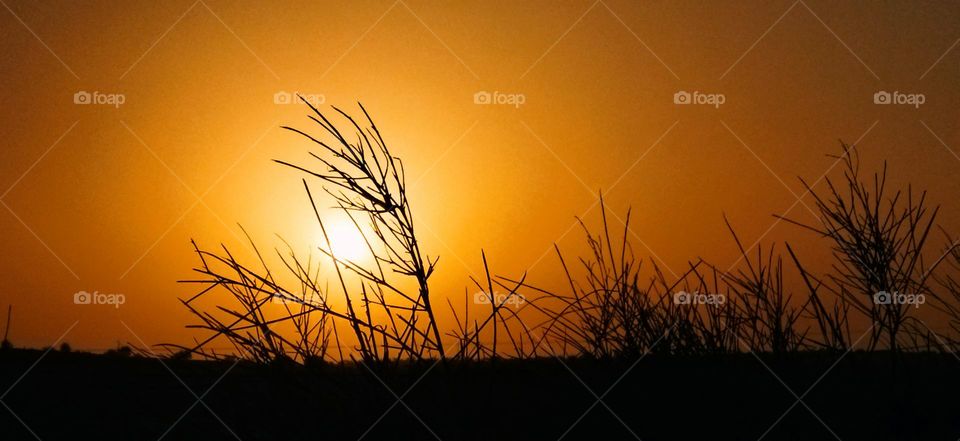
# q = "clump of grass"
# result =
<box><xmin>517</xmin><ymin>203</ymin><xmax>806</xmax><ymax>358</ymax></box>
<box><xmin>277</xmin><ymin>100</ymin><xmax>445</xmax><ymax>362</ymax></box>
<box><xmin>926</xmin><ymin>230</ymin><xmax>960</xmax><ymax>351</ymax></box>
<box><xmin>505</xmin><ymin>197</ymin><xmax>659</xmax><ymax>358</ymax></box>
<box><xmin>718</xmin><ymin>217</ymin><xmax>805</xmax><ymax>353</ymax></box>
<box><xmin>785</xmin><ymin>243</ymin><xmax>853</xmax><ymax>351</ymax></box>
<box><xmin>2</xmin><ymin>305</ymin><xmax>12</xmax><ymax>351</ymax></box>
<box><xmin>446</xmin><ymin>251</ymin><xmax>535</xmax><ymax>360</ymax></box>
<box><xmin>173</xmin><ymin>101</ymin><xmax>450</xmax><ymax>365</ymax></box>
<box><xmin>780</xmin><ymin>143</ymin><xmax>951</xmax><ymax>351</ymax></box>
<box><xmin>504</xmin><ymin>196</ymin><xmax>742</xmax><ymax>358</ymax></box>
<box><xmin>171</xmin><ymin>230</ymin><xmax>334</xmax><ymax>364</ymax></box>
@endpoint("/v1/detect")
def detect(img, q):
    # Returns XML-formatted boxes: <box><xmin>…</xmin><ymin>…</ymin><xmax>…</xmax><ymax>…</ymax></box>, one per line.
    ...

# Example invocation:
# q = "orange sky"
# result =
<box><xmin>1</xmin><ymin>0</ymin><xmax>959</xmax><ymax>351</ymax></box>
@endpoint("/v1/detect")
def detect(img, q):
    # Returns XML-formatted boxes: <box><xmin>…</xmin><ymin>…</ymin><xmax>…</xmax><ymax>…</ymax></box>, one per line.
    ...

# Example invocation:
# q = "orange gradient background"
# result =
<box><xmin>1</xmin><ymin>0</ymin><xmax>959</xmax><ymax>350</ymax></box>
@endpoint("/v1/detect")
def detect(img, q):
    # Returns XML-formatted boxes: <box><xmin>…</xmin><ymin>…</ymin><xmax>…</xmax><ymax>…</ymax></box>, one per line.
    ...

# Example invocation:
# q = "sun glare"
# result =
<box><xmin>322</xmin><ymin>216</ymin><xmax>371</xmax><ymax>263</ymax></box>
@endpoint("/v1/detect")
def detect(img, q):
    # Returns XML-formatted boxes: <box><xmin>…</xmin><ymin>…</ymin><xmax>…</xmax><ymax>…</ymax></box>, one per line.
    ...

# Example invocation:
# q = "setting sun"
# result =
<box><xmin>321</xmin><ymin>215</ymin><xmax>371</xmax><ymax>263</ymax></box>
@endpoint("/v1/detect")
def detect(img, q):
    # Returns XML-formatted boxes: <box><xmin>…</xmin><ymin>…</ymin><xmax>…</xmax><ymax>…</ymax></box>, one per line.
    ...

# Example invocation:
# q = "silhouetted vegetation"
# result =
<box><xmin>2</xmin><ymin>304</ymin><xmax>12</xmax><ymax>350</ymax></box>
<box><xmin>171</xmin><ymin>103</ymin><xmax>960</xmax><ymax>364</ymax></box>
<box><xmin>4</xmin><ymin>103</ymin><xmax>959</xmax><ymax>441</ymax></box>
<box><xmin>780</xmin><ymin>144</ymin><xmax>953</xmax><ymax>352</ymax></box>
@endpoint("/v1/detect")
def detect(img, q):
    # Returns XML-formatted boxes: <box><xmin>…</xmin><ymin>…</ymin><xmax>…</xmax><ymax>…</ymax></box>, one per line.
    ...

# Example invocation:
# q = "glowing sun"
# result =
<box><xmin>322</xmin><ymin>215</ymin><xmax>370</xmax><ymax>263</ymax></box>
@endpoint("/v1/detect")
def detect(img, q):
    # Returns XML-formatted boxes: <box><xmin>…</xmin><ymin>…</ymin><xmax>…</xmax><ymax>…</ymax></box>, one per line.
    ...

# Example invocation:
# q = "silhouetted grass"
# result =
<box><xmin>172</xmin><ymin>105</ymin><xmax>960</xmax><ymax>364</ymax></box>
<box><xmin>780</xmin><ymin>144</ymin><xmax>956</xmax><ymax>351</ymax></box>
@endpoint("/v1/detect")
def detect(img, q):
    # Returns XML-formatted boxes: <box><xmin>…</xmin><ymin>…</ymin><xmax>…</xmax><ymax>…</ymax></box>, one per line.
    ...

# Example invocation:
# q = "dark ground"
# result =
<box><xmin>0</xmin><ymin>348</ymin><xmax>957</xmax><ymax>440</ymax></box>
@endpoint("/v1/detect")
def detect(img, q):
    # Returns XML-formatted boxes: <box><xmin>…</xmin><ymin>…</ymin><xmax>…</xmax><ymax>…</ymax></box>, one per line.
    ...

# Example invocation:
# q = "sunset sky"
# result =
<box><xmin>1</xmin><ymin>0</ymin><xmax>959</xmax><ymax>350</ymax></box>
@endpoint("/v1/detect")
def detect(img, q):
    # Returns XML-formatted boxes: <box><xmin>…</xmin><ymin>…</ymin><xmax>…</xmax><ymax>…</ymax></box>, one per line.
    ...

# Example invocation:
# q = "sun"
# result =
<box><xmin>322</xmin><ymin>215</ymin><xmax>371</xmax><ymax>263</ymax></box>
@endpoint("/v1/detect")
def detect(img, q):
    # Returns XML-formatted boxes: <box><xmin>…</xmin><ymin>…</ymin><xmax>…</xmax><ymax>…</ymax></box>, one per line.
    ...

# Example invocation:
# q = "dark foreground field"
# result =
<box><xmin>1</xmin><ymin>349</ymin><xmax>957</xmax><ymax>440</ymax></box>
